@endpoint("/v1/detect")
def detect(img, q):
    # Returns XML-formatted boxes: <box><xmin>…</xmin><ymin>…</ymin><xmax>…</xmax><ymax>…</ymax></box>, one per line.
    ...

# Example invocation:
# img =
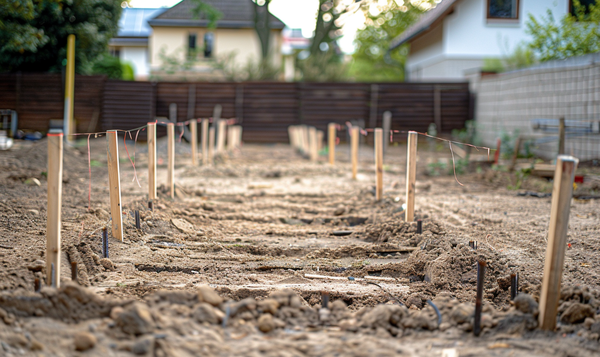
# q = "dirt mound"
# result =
<box><xmin>363</xmin><ymin>219</ymin><xmax>445</xmax><ymax>246</ymax></box>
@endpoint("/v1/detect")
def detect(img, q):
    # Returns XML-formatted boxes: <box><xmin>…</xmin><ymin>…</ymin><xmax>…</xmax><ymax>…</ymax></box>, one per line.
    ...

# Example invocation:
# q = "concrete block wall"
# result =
<box><xmin>475</xmin><ymin>54</ymin><xmax>600</xmax><ymax>161</ymax></box>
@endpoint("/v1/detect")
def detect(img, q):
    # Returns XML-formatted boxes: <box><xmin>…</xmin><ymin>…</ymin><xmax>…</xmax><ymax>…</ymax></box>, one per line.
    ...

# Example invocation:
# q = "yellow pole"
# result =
<box><xmin>63</xmin><ymin>34</ymin><xmax>76</xmax><ymax>141</ymax></box>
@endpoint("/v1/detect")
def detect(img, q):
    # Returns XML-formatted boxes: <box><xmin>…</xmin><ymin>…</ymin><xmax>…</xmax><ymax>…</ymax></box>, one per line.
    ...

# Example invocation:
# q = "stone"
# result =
<box><xmin>74</xmin><ymin>332</ymin><xmax>97</xmax><ymax>351</ymax></box>
<box><xmin>132</xmin><ymin>337</ymin><xmax>153</xmax><ymax>355</ymax></box>
<box><xmin>27</xmin><ymin>209</ymin><xmax>39</xmax><ymax>215</ymax></box>
<box><xmin>99</xmin><ymin>258</ymin><xmax>116</xmax><ymax>271</ymax></box>
<box><xmin>231</xmin><ymin>298</ymin><xmax>257</xmax><ymax>317</ymax></box>
<box><xmin>339</xmin><ymin>318</ymin><xmax>359</xmax><ymax>332</ymax></box>
<box><xmin>95</xmin><ymin>208</ymin><xmax>110</xmax><ymax>220</ymax></box>
<box><xmin>590</xmin><ymin>322</ymin><xmax>600</xmax><ymax>334</ymax></box>
<box><xmin>560</xmin><ymin>303</ymin><xmax>595</xmax><ymax>324</ymax></box>
<box><xmin>115</xmin><ymin>303</ymin><xmax>155</xmax><ymax>336</ymax></box>
<box><xmin>6</xmin><ymin>333</ymin><xmax>28</xmax><ymax>347</ymax></box>
<box><xmin>29</xmin><ymin>338</ymin><xmax>44</xmax><ymax>351</ymax></box>
<box><xmin>330</xmin><ymin>300</ymin><xmax>347</xmax><ymax>311</ymax></box>
<box><xmin>27</xmin><ymin>260</ymin><xmax>45</xmax><ymax>272</ymax></box>
<box><xmin>198</xmin><ymin>285</ymin><xmax>223</xmax><ymax>306</ymax></box>
<box><xmin>110</xmin><ymin>306</ymin><xmax>124</xmax><ymax>320</ymax></box>
<box><xmin>171</xmin><ymin>218</ymin><xmax>195</xmax><ymax>234</ymax></box>
<box><xmin>513</xmin><ymin>294</ymin><xmax>538</xmax><ymax>315</ymax></box>
<box><xmin>402</xmin><ymin>311</ymin><xmax>436</xmax><ymax>330</ymax></box>
<box><xmin>25</xmin><ymin>178</ymin><xmax>41</xmax><ymax>186</ymax></box>
<box><xmin>406</xmin><ymin>295</ymin><xmax>423</xmax><ymax>309</ymax></box>
<box><xmin>193</xmin><ymin>303</ymin><xmax>222</xmax><ymax>324</ymax></box>
<box><xmin>450</xmin><ymin>303</ymin><xmax>473</xmax><ymax>325</ymax></box>
<box><xmin>333</xmin><ymin>205</ymin><xmax>345</xmax><ymax>216</ymax></box>
<box><xmin>258</xmin><ymin>314</ymin><xmax>275</xmax><ymax>333</ymax></box>
<box><xmin>360</xmin><ymin>305</ymin><xmax>404</xmax><ymax>328</ymax></box>
<box><xmin>270</xmin><ymin>289</ymin><xmax>296</xmax><ymax>307</ymax></box>
<box><xmin>257</xmin><ymin>299</ymin><xmax>279</xmax><ymax>315</ymax></box>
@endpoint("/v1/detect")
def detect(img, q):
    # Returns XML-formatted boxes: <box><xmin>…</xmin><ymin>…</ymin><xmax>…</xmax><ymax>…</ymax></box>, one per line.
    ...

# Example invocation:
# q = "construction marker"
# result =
<box><xmin>148</xmin><ymin>201</ymin><xmax>153</xmax><ymax>211</ymax></box>
<box><xmin>416</xmin><ymin>219</ymin><xmax>423</xmax><ymax>234</ymax></box>
<box><xmin>34</xmin><ymin>278</ymin><xmax>40</xmax><ymax>292</ymax></box>
<box><xmin>511</xmin><ymin>273</ymin><xmax>519</xmax><ymax>300</ymax></box>
<box><xmin>321</xmin><ymin>291</ymin><xmax>329</xmax><ymax>309</ymax></box>
<box><xmin>102</xmin><ymin>227</ymin><xmax>109</xmax><ymax>259</ymax></box>
<box><xmin>135</xmin><ymin>210</ymin><xmax>141</xmax><ymax>229</ymax></box>
<box><xmin>474</xmin><ymin>260</ymin><xmax>486</xmax><ymax>337</ymax></box>
<box><xmin>50</xmin><ymin>263</ymin><xmax>56</xmax><ymax>288</ymax></box>
<box><xmin>71</xmin><ymin>261</ymin><xmax>77</xmax><ymax>282</ymax></box>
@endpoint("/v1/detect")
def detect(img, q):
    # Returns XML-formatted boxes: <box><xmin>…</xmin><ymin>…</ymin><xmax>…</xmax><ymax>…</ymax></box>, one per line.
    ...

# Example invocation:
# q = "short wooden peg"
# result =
<box><xmin>405</xmin><ymin>131</ymin><xmax>418</xmax><ymax>222</ymax></box>
<box><xmin>351</xmin><ymin>126</ymin><xmax>359</xmax><ymax>180</ymax></box>
<box><xmin>375</xmin><ymin>128</ymin><xmax>383</xmax><ymax>201</ymax></box>
<box><xmin>201</xmin><ymin>119</ymin><xmax>209</xmax><ymax>165</ymax></box>
<box><xmin>328</xmin><ymin>123</ymin><xmax>336</xmax><ymax>165</ymax></box>
<box><xmin>167</xmin><ymin>123</ymin><xmax>175</xmax><ymax>198</ymax></box>
<box><xmin>190</xmin><ymin>120</ymin><xmax>198</xmax><ymax>165</ymax></box>
<box><xmin>147</xmin><ymin>122</ymin><xmax>157</xmax><ymax>200</ymax></box>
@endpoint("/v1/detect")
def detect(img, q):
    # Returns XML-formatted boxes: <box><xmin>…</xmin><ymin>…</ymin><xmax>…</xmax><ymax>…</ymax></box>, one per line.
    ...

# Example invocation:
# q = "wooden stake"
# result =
<box><xmin>190</xmin><ymin>120</ymin><xmax>198</xmax><ymax>165</ymax></box>
<box><xmin>107</xmin><ymin>130</ymin><xmax>123</xmax><ymax>241</ymax></box>
<box><xmin>509</xmin><ymin>136</ymin><xmax>522</xmax><ymax>172</ymax></box>
<box><xmin>217</xmin><ymin>120</ymin><xmax>226</xmax><ymax>153</ymax></box>
<box><xmin>167</xmin><ymin>123</ymin><xmax>175</xmax><ymax>198</ymax></box>
<box><xmin>317</xmin><ymin>130</ymin><xmax>324</xmax><ymax>152</ymax></box>
<box><xmin>201</xmin><ymin>119</ymin><xmax>209</xmax><ymax>165</ymax></box>
<box><xmin>228</xmin><ymin>124</ymin><xmax>235</xmax><ymax>151</ymax></box>
<box><xmin>147</xmin><ymin>122</ymin><xmax>157</xmax><ymax>200</ymax></box>
<box><xmin>375</xmin><ymin>128</ymin><xmax>383</xmax><ymax>201</ymax></box>
<box><xmin>302</xmin><ymin>125</ymin><xmax>310</xmax><ymax>156</ymax></box>
<box><xmin>558</xmin><ymin>117</ymin><xmax>565</xmax><ymax>156</ymax></box>
<box><xmin>382</xmin><ymin>111</ymin><xmax>391</xmax><ymax>156</ymax></box>
<box><xmin>47</xmin><ymin>133</ymin><xmax>63</xmax><ymax>287</ymax></box>
<box><xmin>208</xmin><ymin>126</ymin><xmax>215</xmax><ymax>165</ymax></box>
<box><xmin>538</xmin><ymin>155</ymin><xmax>579</xmax><ymax>331</ymax></box>
<box><xmin>405</xmin><ymin>131</ymin><xmax>418</xmax><ymax>222</ymax></box>
<box><xmin>309</xmin><ymin>126</ymin><xmax>318</xmax><ymax>161</ymax></box>
<box><xmin>351</xmin><ymin>126</ymin><xmax>359</xmax><ymax>179</ymax></box>
<box><xmin>328</xmin><ymin>123</ymin><xmax>336</xmax><ymax>165</ymax></box>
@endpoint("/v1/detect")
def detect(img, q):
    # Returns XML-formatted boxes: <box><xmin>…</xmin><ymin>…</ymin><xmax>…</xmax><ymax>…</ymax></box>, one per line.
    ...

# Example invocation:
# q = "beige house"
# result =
<box><xmin>147</xmin><ymin>0</ymin><xmax>285</xmax><ymax>79</ymax></box>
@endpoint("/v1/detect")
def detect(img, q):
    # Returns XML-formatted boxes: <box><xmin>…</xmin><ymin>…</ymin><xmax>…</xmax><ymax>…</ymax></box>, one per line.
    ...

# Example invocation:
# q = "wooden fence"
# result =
<box><xmin>0</xmin><ymin>73</ymin><xmax>472</xmax><ymax>142</ymax></box>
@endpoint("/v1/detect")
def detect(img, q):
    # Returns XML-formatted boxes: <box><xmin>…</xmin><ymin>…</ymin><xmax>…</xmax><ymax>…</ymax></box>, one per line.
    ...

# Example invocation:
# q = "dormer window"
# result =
<box><xmin>487</xmin><ymin>0</ymin><xmax>519</xmax><ymax>22</ymax></box>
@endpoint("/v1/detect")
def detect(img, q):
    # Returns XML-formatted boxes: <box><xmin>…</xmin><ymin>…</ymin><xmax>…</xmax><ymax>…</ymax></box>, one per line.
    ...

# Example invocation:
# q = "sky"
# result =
<box><xmin>127</xmin><ymin>0</ymin><xmax>366</xmax><ymax>53</ymax></box>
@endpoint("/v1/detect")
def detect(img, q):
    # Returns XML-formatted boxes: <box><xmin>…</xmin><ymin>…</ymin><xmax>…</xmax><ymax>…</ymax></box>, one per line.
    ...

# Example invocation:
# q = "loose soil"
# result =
<box><xmin>1</xmin><ymin>137</ymin><xmax>600</xmax><ymax>356</ymax></box>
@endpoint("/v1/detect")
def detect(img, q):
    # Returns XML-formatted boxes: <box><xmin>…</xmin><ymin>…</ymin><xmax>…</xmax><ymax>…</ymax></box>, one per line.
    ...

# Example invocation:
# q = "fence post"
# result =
<box><xmin>201</xmin><ymin>119</ymin><xmax>209</xmax><ymax>165</ymax></box>
<box><xmin>375</xmin><ymin>128</ymin><xmax>383</xmax><ymax>201</ymax></box>
<box><xmin>433</xmin><ymin>85</ymin><xmax>442</xmax><ymax>132</ymax></box>
<box><xmin>47</xmin><ymin>133</ymin><xmax>63</xmax><ymax>287</ymax></box>
<box><xmin>107</xmin><ymin>130</ymin><xmax>123</xmax><ymax>241</ymax></box>
<box><xmin>147</xmin><ymin>122</ymin><xmax>157</xmax><ymax>200</ymax></box>
<box><xmin>190</xmin><ymin>120</ymin><xmax>198</xmax><ymax>165</ymax></box>
<box><xmin>351</xmin><ymin>126</ymin><xmax>359</xmax><ymax>179</ymax></box>
<box><xmin>167</xmin><ymin>123</ymin><xmax>175</xmax><ymax>198</ymax></box>
<box><xmin>328</xmin><ymin>123</ymin><xmax>336</xmax><ymax>165</ymax></box>
<box><xmin>538</xmin><ymin>155</ymin><xmax>579</xmax><ymax>331</ymax></box>
<box><xmin>405</xmin><ymin>131</ymin><xmax>418</xmax><ymax>222</ymax></box>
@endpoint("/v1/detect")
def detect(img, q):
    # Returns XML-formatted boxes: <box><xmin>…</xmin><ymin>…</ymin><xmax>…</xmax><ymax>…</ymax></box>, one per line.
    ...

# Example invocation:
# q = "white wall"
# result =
<box><xmin>121</xmin><ymin>47</ymin><xmax>149</xmax><ymax>78</ymax></box>
<box><xmin>445</xmin><ymin>0</ymin><xmax>569</xmax><ymax>57</ymax></box>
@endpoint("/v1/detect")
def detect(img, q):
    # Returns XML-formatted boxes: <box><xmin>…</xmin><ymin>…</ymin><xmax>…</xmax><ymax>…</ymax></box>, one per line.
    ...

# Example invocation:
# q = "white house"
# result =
<box><xmin>390</xmin><ymin>0</ymin><xmax>574</xmax><ymax>81</ymax></box>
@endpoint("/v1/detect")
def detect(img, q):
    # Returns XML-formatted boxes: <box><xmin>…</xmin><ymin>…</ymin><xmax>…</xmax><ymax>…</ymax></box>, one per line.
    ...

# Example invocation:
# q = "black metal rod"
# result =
<box><xmin>102</xmin><ymin>227</ymin><xmax>109</xmax><ymax>259</ymax></box>
<box><xmin>469</xmin><ymin>240</ymin><xmax>474</xmax><ymax>249</ymax></box>
<box><xmin>71</xmin><ymin>261</ymin><xmax>78</xmax><ymax>282</ymax></box>
<box><xmin>321</xmin><ymin>291</ymin><xmax>329</xmax><ymax>309</ymax></box>
<box><xmin>416</xmin><ymin>219</ymin><xmax>422</xmax><ymax>234</ymax></box>
<box><xmin>148</xmin><ymin>201</ymin><xmax>153</xmax><ymax>211</ymax></box>
<box><xmin>135</xmin><ymin>210</ymin><xmax>140</xmax><ymax>229</ymax></box>
<box><xmin>34</xmin><ymin>278</ymin><xmax>40</xmax><ymax>292</ymax></box>
<box><xmin>474</xmin><ymin>260</ymin><xmax>486</xmax><ymax>337</ymax></box>
<box><xmin>510</xmin><ymin>273</ymin><xmax>517</xmax><ymax>300</ymax></box>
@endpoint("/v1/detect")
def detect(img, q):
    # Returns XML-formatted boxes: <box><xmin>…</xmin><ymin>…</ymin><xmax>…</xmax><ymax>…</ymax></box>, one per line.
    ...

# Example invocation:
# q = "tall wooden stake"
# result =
<box><xmin>302</xmin><ymin>125</ymin><xmax>310</xmax><ymax>156</ymax></box>
<box><xmin>47</xmin><ymin>133</ymin><xmax>63</xmax><ymax>287</ymax></box>
<box><xmin>375</xmin><ymin>128</ymin><xmax>383</xmax><ymax>201</ymax></box>
<box><xmin>382</xmin><ymin>111</ymin><xmax>391</xmax><ymax>156</ymax></box>
<box><xmin>538</xmin><ymin>155</ymin><xmax>579</xmax><ymax>331</ymax></box>
<box><xmin>107</xmin><ymin>130</ymin><xmax>123</xmax><ymax>241</ymax></box>
<box><xmin>317</xmin><ymin>130</ymin><xmax>324</xmax><ymax>152</ymax></box>
<box><xmin>328</xmin><ymin>123</ymin><xmax>336</xmax><ymax>165</ymax></box>
<box><xmin>309</xmin><ymin>126</ymin><xmax>318</xmax><ymax>161</ymax></box>
<box><xmin>190</xmin><ymin>120</ymin><xmax>198</xmax><ymax>165</ymax></box>
<box><xmin>217</xmin><ymin>120</ymin><xmax>226</xmax><ymax>153</ymax></box>
<box><xmin>147</xmin><ymin>122</ymin><xmax>157</xmax><ymax>200</ymax></box>
<box><xmin>208</xmin><ymin>126</ymin><xmax>215</xmax><ymax>165</ymax></box>
<box><xmin>558</xmin><ymin>117</ymin><xmax>565</xmax><ymax>156</ymax></box>
<box><xmin>351</xmin><ymin>126</ymin><xmax>359</xmax><ymax>179</ymax></box>
<box><xmin>201</xmin><ymin>119</ymin><xmax>209</xmax><ymax>165</ymax></box>
<box><xmin>405</xmin><ymin>131</ymin><xmax>418</xmax><ymax>222</ymax></box>
<box><xmin>167</xmin><ymin>123</ymin><xmax>175</xmax><ymax>198</ymax></box>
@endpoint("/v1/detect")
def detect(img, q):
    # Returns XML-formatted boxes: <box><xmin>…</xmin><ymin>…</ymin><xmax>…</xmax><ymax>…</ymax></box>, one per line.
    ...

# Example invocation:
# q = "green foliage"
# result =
<box><xmin>451</xmin><ymin>120</ymin><xmax>480</xmax><ymax>146</ymax></box>
<box><xmin>156</xmin><ymin>47</ymin><xmax>199</xmax><ymax>76</ymax></box>
<box><xmin>121</xmin><ymin>61</ymin><xmax>134</xmax><ymax>80</ymax></box>
<box><xmin>508</xmin><ymin>167</ymin><xmax>532</xmax><ymax>190</ymax></box>
<box><xmin>190</xmin><ymin>0</ymin><xmax>222</xmax><ymax>30</ymax></box>
<box><xmin>503</xmin><ymin>44</ymin><xmax>537</xmax><ymax>71</ymax></box>
<box><xmin>0</xmin><ymin>0</ymin><xmax>122</xmax><ymax>73</ymax></box>
<box><xmin>351</xmin><ymin>1</ymin><xmax>429</xmax><ymax>81</ymax></box>
<box><xmin>500</xmin><ymin>129</ymin><xmax>520</xmax><ymax>159</ymax></box>
<box><xmin>426</xmin><ymin>158</ymin><xmax>469</xmax><ymax>176</ymax></box>
<box><xmin>213</xmin><ymin>52</ymin><xmax>280</xmax><ymax>81</ymax></box>
<box><xmin>526</xmin><ymin>0</ymin><xmax>600</xmax><ymax>62</ymax></box>
<box><xmin>482</xmin><ymin>58</ymin><xmax>504</xmax><ymax>72</ymax></box>
<box><xmin>91</xmin><ymin>53</ymin><xmax>122</xmax><ymax>79</ymax></box>
<box><xmin>297</xmin><ymin>49</ymin><xmax>348</xmax><ymax>82</ymax></box>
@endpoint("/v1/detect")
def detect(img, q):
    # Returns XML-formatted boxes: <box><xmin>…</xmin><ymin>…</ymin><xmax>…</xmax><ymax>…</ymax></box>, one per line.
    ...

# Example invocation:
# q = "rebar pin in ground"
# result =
<box><xmin>50</xmin><ymin>263</ymin><xmax>56</xmax><ymax>288</ymax></box>
<box><xmin>321</xmin><ymin>291</ymin><xmax>329</xmax><ymax>309</ymax></box>
<box><xmin>148</xmin><ymin>201</ymin><xmax>153</xmax><ymax>211</ymax></box>
<box><xmin>474</xmin><ymin>260</ymin><xmax>486</xmax><ymax>337</ymax></box>
<box><xmin>416</xmin><ymin>219</ymin><xmax>422</xmax><ymax>234</ymax></box>
<box><xmin>71</xmin><ymin>261</ymin><xmax>77</xmax><ymax>282</ymax></box>
<box><xmin>102</xmin><ymin>226</ymin><xmax>109</xmax><ymax>259</ymax></box>
<box><xmin>34</xmin><ymin>278</ymin><xmax>40</xmax><ymax>292</ymax></box>
<box><xmin>135</xmin><ymin>210</ymin><xmax>141</xmax><ymax>229</ymax></box>
<box><xmin>510</xmin><ymin>273</ymin><xmax>518</xmax><ymax>300</ymax></box>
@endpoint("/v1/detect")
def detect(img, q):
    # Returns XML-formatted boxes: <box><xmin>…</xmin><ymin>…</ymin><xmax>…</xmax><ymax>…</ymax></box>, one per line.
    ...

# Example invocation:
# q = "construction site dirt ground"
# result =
<box><xmin>1</xmin><ymin>137</ymin><xmax>600</xmax><ymax>356</ymax></box>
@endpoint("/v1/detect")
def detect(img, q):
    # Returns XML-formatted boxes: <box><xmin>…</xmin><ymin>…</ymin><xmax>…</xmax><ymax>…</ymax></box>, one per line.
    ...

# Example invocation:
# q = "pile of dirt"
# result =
<box><xmin>362</xmin><ymin>219</ymin><xmax>445</xmax><ymax>246</ymax></box>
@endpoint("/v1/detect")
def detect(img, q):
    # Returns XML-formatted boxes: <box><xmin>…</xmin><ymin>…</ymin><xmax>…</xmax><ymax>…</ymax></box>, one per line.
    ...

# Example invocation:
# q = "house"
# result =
<box><xmin>390</xmin><ymin>0</ymin><xmax>573</xmax><ymax>82</ymax></box>
<box><xmin>108</xmin><ymin>8</ymin><xmax>165</xmax><ymax>80</ymax></box>
<box><xmin>147</xmin><ymin>0</ymin><xmax>285</xmax><ymax>79</ymax></box>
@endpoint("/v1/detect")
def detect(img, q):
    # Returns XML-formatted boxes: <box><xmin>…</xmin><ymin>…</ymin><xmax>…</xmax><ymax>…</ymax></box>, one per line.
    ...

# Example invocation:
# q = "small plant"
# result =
<box><xmin>448</xmin><ymin>158</ymin><xmax>469</xmax><ymax>176</ymax></box>
<box><xmin>427</xmin><ymin>160</ymin><xmax>447</xmax><ymax>176</ymax></box>
<box><xmin>508</xmin><ymin>166</ymin><xmax>532</xmax><ymax>190</ymax></box>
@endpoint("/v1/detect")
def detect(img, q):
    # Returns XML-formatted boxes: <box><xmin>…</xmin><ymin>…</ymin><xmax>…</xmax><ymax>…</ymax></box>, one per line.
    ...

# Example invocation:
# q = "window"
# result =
<box><xmin>109</xmin><ymin>48</ymin><xmax>120</xmax><ymax>58</ymax></box>
<box><xmin>203</xmin><ymin>32</ymin><xmax>214</xmax><ymax>58</ymax></box>
<box><xmin>188</xmin><ymin>33</ymin><xmax>197</xmax><ymax>58</ymax></box>
<box><xmin>487</xmin><ymin>0</ymin><xmax>519</xmax><ymax>20</ymax></box>
<box><xmin>570</xmin><ymin>0</ymin><xmax>596</xmax><ymax>15</ymax></box>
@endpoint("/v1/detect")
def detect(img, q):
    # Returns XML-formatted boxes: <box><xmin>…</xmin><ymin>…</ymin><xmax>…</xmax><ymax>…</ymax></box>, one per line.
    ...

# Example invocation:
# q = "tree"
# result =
<box><xmin>350</xmin><ymin>0</ymin><xmax>430</xmax><ymax>82</ymax></box>
<box><xmin>252</xmin><ymin>0</ymin><xmax>272</xmax><ymax>60</ymax></box>
<box><xmin>190</xmin><ymin>0</ymin><xmax>222</xmax><ymax>30</ymax></box>
<box><xmin>0</xmin><ymin>0</ymin><xmax>122</xmax><ymax>73</ymax></box>
<box><xmin>526</xmin><ymin>0</ymin><xmax>600</xmax><ymax>62</ymax></box>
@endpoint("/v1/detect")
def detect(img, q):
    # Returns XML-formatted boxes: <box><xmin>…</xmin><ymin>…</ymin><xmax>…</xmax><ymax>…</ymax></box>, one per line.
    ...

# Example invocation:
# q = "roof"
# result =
<box><xmin>117</xmin><ymin>8</ymin><xmax>166</xmax><ymax>37</ymax></box>
<box><xmin>148</xmin><ymin>0</ymin><xmax>285</xmax><ymax>29</ymax></box>
<box><xmin>390</xmin><ymin>0</ymin><xmax>459</xmax><ymax>50</ymax></box>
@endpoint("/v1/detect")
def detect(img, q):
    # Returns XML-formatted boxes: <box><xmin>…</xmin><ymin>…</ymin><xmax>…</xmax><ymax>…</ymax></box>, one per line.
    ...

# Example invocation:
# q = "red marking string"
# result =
<box><xmin>123</xmin><ymin>132</ymin><xmax>141</xmax><ymax>187</ymax></box>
